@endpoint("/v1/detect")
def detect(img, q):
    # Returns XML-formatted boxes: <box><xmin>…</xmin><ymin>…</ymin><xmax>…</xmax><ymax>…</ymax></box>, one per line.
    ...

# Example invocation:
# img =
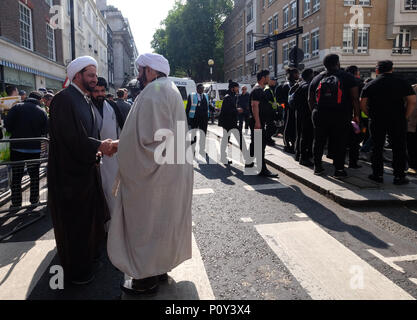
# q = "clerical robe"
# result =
<box><xmin>48</xmin><ymin>84</ymin><xmax>110</xmax><ymax>281</ymax></box>
<box><xmin>107</xmin><ymin>77</ymin><xmax>193</xmax><ymax>280</ymax></box>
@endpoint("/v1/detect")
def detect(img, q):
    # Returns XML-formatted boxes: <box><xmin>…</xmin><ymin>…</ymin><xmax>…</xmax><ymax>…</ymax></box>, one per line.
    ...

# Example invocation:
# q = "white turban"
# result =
<box><xmin>135</xmin><ymin>53</ymin><xmax>170</xmax><ymax>76</ymax></box>
<box><xmin>67</xmin><ymin>56</ymin><xmax>98</xmax><ymax>81</ymax></box>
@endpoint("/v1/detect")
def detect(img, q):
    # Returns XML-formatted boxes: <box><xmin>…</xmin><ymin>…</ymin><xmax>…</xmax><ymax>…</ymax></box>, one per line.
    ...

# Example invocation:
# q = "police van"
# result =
<box><xmin>203</xmin><ymin>82</ymin><xmax>252</xmax><ymax>117</ymax></box>
<box><xmin>169</xmin><ymin>77</ymin><xmax>197</xmax><ymax>108</ymax></box>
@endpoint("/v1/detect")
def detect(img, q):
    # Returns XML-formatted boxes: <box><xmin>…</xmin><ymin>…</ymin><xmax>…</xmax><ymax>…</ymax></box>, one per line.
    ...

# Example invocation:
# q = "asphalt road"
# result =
<box><xmin>1</xmin><ymin>132</ymin><xmax>417</xmax><ymax>300</ymax></box>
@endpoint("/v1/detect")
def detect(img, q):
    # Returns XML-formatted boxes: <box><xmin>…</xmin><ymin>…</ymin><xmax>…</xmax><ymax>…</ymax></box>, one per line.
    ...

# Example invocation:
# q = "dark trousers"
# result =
<box><xmin>220</xmin><ymin>125</ymin><xmax>242</xmax><ymax>162</ymax></box>
<box><xmin>265</xmin><ymin>119</ymin><xmax>277</xmax><ymax>142</ymax></box>
<box><xmin>348</xmin><ymin>124</ymin><xmax>362</xmax><ymax>166</ymax></box>
<box><xmin>312</xmin><ymin>111</ymin><xmax>350</xmax><ymax>171</ymax></box>
<box><xmin>190</xmin><ymin>116</ymin><xmax>208</xmax><ymax>155</ymax></box>
<box><xmin>249</xmin><ymin>117</ymin><xmax>267</xmax><ymax>172</ymax></box>
<box><xmin>407</xmin><ymin>132</ymin><xmax>417</xmax><ymax>170</ymax></box>
<box><xmin>10</xmin><ymin>150</ymin><xmax>41</xmax><ymax>207</ymax></box>
<box><xmin>370</xmin><ymin>118</ymin><xmax>407</xmax><ymax>177</ymax></box>
<box><xmin>284</xmin><ymin>107</ymin><xmax>296</xmax><ymax>149</ymax></box>
<box><xmin>296</xmin><ymin>110</ymin><xmax>314</xmax><ymax>161</ymax></box>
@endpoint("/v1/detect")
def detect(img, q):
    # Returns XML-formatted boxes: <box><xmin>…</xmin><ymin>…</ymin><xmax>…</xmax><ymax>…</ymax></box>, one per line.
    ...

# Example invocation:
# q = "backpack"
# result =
<box><xmin>316</xmin><ymin>73</ymin><xmax>343</xmax><ymax>109</ymax></box>
<box><xmin>288</xmin><ymin>82</ymin><xmax>301</xmax><ymax>110</ymax></box>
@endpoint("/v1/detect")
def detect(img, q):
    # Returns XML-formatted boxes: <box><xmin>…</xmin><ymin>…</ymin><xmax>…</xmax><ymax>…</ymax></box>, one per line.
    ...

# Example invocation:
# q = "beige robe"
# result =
<box><xmin>107</xmin><ymin>77</ymin><xmax>193</xmax><ymax>279</ymax></box>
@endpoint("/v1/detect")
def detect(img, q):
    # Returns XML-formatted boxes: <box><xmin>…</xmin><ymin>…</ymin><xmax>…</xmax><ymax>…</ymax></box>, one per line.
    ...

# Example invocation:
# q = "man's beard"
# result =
<box><xmin>83</xmin><ymin>79</ymin><xmax>96</xmax><ymax>92</ymax></box>
<box><xmin>138</xmin><ymin>72</ymin><xmax>147</xmax><ymax>91</ymax></box>
<box><xmin>92</xmin><ymin>96</ymin><xmax>104</xmax><ymax>107</ymax></box>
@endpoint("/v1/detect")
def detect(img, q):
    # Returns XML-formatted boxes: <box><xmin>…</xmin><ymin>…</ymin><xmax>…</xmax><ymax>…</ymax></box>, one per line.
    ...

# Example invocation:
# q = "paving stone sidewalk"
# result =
<box><xmin>207</xmin><ymin>125</ymin><xmax>417</xmax><ymax>206</ymax></box>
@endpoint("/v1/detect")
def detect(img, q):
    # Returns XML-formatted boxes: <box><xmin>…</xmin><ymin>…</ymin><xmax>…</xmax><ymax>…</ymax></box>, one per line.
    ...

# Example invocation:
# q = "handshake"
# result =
<box><xmin>98</xmin><ymin>139</ymin><xmax>119</xmax><ymax>157</ymax></box>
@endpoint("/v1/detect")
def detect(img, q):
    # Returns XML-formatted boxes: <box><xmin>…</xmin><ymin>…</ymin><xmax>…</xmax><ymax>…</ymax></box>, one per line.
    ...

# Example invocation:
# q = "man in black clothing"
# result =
<box><xmin>308</xmin><ymin>54</ymin><xmax>360</xmax><ymax>178</ymax></box>
<box><xmin>219</xmin><ymin>82</ymin><xmax>240</xmax><ymax>164</ymax></box>
<box><xmin>277</xmin><ymin>68</ymin><xmax>299</xmax><ymax>153</ymax></box>
<box><xmin>346</xmin><ymin>65</ymin><xmax>365</xmax><ymax>169</ymax></box>
<box><xmin>186</xmin><ymin>83</ymin><xmax>210</xmax><ymax>156</ymax></box>
<box><xmin>293</xmin><ymin>69</ymin><xmax>314</xmax><ymax>167</ymax></box>
<box><xmin>360</xmin><ymin>60</ymin><xmax>416</xmax><ymax>185</ymax></box>
<box><xmin>116</xmin><ymin>88</ymin><xmax>132</xmax><ymax>122</ymax></box>
<box><xmin>246</xmin><ymin>70</ymin><xmax>278</xmax><ymax>178</ymax></box>
<box><xmin>4</xmin><ymin>91</ymin><xmax>48</xmax><ymax>208</ymax></box>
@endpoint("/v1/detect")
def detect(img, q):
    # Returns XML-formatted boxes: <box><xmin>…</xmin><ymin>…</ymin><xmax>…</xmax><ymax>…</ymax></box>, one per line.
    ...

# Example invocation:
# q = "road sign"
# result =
<box><xmin>254</xmin><ymin>38</ymin><xmax>271</xmax><ymax>51</ymax></box>
<box><xmin>289</xmin><ymin>47</ymin><xmax>305</xmax><ymax>64</ymax></box>
<box><xmin>270</xmin><ymin>26</ymin><xmax>303</xmax><ymax>42</ymax></box>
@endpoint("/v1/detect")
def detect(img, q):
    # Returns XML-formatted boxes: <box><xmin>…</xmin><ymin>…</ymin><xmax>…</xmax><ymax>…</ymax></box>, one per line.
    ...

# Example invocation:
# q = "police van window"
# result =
<box><xmin>219</xmin><ymin>90</ymin><xmax>228</xmax><ymax>100</ymax></box>
<box><xmin>176</xmin><ymin>86</ymin><xmax>187</xmax><ymax>100</ymax></box>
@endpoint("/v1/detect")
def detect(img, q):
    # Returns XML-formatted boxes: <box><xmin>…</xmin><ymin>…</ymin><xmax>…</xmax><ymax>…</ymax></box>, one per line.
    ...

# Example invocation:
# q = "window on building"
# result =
<box><xmin>405</xmin><ymin>0</ymin><xmax>417</xmax><ymax>10</ymax></box>
<box><xmin>268</xmin><ymin>52</ymin><xmax>273</xmax><ymax>70</ymax></box>
<box><xmin>262</xmin><ymin>24</ymin><xmax>266</xmax><ymax>35</ymax></box>
<box><xmin>19</xmin><ymin>2</ymin><xmax>33</xmax><ymax>50</ymax></box>
<box><xmin>290</xmin><ymin>1</ymin><xmax>297</xmax><ymax>25</ymax></box>
<box><xmin>344</xmin><ymin>0</ymin><xmax>355</xmax><ymax>5</ymax></box>
<box><xmin>304</xmin><ymin>0</ymin><xmax>311</xmax><ymax>17</ymax></box>
<box><xmin>247</xmin><ymin>31</ymin><xmax>253</xmax><ymax>52</ymax></box>
<box><xmin>78</xmin><ymin>5</ymin><xmax>83</xmax><ymax>28</ymax></box>
<box><xmin>247</xmin><ymin>1</ymin><xmax>253</xmax><ymax>23</ymax></box>
<box><xmin>311</xmin><ymin>30</ymin><xmax>319</xmax><ymax>56</ymax></box>
<box><xmin>283</xmin><ymin>43</ymin><xmax>289</xmax><ymax>65</ymax></box>
<box><xmin>273</xmin><ymin>14</ymin><xmax>278</xmax><ymax>32</ymax></box>
<box><xmin>313</xmin><ymin>0</ymin><xmax>320</xmax><ymax>12</ymax></box>
<box><xmin>268</xmin><ymin>18</ymin><xmax>273</xmax><ymax>34</ymax></box>
<box><xmin>393</xmin><ymin>29</ymin><xmax>412</xmax><ymax>54</ymax></box>
<box><xmin>262</xmin><ymin>55</ymin><xmax>265</xmax><ymax>69</ymax></box>
<box><xmin>283</xmin><ymin>7</ymin><xmax>289</xmax><ymax>29</ymax></box>
<box><xmin>302</xmin><ymin>34</ymin><xmax>310</xmax><ymax>59</ymax></box>
<box><xmin>359</xmin><ymin>0</ymin><xmax>371</xmax><ymax>5</ymax></box>
<box><xmin>67</xmin><ymin>0</ymin><xmax>71</xmax><ymax>16</ymax></box>
<box><xmin>357</xmin><ymin>27</ymin><xmax>369</xmax><ymax>53</ymax></box>
<box><xmin>343</xmin><ymin>26</ymin><xmax>354</xmax><ymax>53</ymax></box>
<box><xmin>46</xmin><ymin>23</ymin><xmax>56</xmax><ymax>61</ymax></box>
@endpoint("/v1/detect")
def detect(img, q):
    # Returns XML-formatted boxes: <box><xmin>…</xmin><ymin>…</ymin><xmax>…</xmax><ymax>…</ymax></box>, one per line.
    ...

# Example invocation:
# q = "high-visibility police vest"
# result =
<box><xmin>264</xmin><ymin>86</ymin><xmax>278</xmax><ymax>110</ymax></box>
<box><xmin>189</xmin><ymin>93</ymin><xmax>210</xmax><ymax>119</ymax></box>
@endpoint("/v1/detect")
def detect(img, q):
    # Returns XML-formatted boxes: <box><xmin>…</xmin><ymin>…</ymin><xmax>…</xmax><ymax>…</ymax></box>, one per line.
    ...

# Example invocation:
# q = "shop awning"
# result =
<box><xmin>0</xmin><ymin>59</ymin><xmax>65</xmax><ymax>82</ymax></box>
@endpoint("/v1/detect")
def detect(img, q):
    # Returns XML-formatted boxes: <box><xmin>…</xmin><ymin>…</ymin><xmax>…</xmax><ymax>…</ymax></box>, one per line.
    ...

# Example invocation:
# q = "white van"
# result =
<box><xmin>203</xmin><ymin>82</ymin><xmax>252</xmax><ymax>115</ymax></box>
<box><xmin>169</xmin><ymin>77</ymin><xmax>197</xmax><ymax>108</ymax></box>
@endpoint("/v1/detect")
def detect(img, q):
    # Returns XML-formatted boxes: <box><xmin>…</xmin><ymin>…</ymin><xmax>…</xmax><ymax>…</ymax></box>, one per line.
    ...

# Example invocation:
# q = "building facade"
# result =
<box><xmin>0</xmin><ymin>0</ymin><xmax>66</xmax><ymax>93</ymax></box>
<box><xmin>97</xmin><ymin>0</ymin><xmax>138</xmax><ymax>89</ymax></box>
<box><xmin>223</xmin><ymin>0</ymin><xmax>417</xmax><ymax>84</ymax></box>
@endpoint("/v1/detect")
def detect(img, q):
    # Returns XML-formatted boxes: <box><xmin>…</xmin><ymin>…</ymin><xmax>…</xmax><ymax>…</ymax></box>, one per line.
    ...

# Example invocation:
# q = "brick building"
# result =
<box><xmin>0</xmin><ymin>0</ymin><xmax>66</xmax><ymax>93</ymax></box>
<box><xmin>223</xmin><ymin>0</ymin><xmax>417</xmax><ymax>84</ymax></box>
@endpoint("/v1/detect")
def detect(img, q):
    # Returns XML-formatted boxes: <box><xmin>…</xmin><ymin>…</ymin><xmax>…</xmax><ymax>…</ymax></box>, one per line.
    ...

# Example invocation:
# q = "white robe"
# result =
<box><xmin>107</xmin><ymin>77</ymin><xmax>193</xmax><ymax>279</ymax></box>
<box><xmin>94</xmin><ymin>101</ymin><xmax>120</xmax><ymax>217</ymax></box>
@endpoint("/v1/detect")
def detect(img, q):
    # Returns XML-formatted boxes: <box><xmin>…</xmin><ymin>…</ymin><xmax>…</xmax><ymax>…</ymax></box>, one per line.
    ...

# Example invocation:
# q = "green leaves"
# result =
<box><xmin>151</xmin><ymin>0</ymin><xmax>233</xmax><ymax>82</ymax></box>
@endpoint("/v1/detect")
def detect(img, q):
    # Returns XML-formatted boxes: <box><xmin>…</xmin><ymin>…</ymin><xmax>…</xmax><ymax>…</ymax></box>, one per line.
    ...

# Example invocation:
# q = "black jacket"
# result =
<box><xmin>218</xmin><ymin>91</ymin><xmax>238</xmax><ymax>130</ymax></box>
<box><xmin>115</xmin><ymin>98</ymin><xmax>131</xmax><ymax>124</ymax></box>
<box><xmin>237</xmin><ymin>93</ymin><xmax>250</xmax><ymax>116</ymax></box>
<box><xmin>4</xmin><ymin>98</ymin><xmax>48</xmax><ymax>150</ymax></box>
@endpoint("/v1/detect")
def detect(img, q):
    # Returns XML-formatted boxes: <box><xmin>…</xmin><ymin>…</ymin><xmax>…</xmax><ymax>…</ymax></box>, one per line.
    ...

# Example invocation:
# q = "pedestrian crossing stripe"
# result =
<box><xmin>244</xmin><ymin>183</ymin><xmax>288</xmax><ymax>191</ymax></box>
<box><xmin>256</xmin><ymin>221</ymin><xmax>414</xmax><ymax>300</ymax></box>
<box><xmin>193</xmin><ymin>188</ymin><xmax>215</xmax><ymax>195</ymax></box>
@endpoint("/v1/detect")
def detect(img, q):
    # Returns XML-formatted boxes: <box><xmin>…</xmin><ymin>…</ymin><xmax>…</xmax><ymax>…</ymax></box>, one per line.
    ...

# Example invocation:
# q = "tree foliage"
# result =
<box><xmin>151</xmin><ymin>0</ymin><xmax>233</xmax><ymax>83</ymax></box>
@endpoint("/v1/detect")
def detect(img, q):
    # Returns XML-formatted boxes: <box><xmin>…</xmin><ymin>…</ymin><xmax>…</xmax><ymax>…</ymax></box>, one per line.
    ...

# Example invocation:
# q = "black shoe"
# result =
<box><xmin>368</xmin><ymin>174</ymin><xmax>383</xmax><ymax>183</ymax></box>
<box><xmin>349</xmin><ymin>163</ymin><xmax>362</xmax><ymax>169</ymax></box>
<box><xmin>71</xmin><ymin>273</ymin><xmax>95</xmax><ymax>285</ymax></box>
<box><xmin>158</xmin><ymin>273</ymin><xmax>168</xmax><ymax>282</ymax></box>
<box><xmin>121</xmin><ymin>276</ymin><xmax>159</xmax><ymax>296</ymax></box>
<box><xmin>314</xmin><ymin>166</ymin><xmax>325</xmax><ymax>176</ymax></box>
<box><xmin>266</xmin><ymin>140</ymin><xmax>276</xmax><ymax>146</ymax></box>
<box><xmin>258</xmin><ymin>170</ymin><xmax>278</xmax><ymax>178</ymax></box>
<box><xmin>334</xmin><ymin>170</ymin><xmax>348</xmax><ymax>179</ymax></box>
<box><xmin>300</xmin><ymin>160</ymin><xmax>314</xmax><ymax>167</ymax></box>
<box><xmin>294</xmin><ymin>154</ymin><xmax>300</xmax><ymax>162</ymax></box>
<box><xmin>393</xmin><ymin>176</ymin><xmax>409</xmax><ymax>186</ymax></box>
<box><xmin>284</xmin><ymin>146</ymin><xmax>295</xmax><ymax>154</ymax></box>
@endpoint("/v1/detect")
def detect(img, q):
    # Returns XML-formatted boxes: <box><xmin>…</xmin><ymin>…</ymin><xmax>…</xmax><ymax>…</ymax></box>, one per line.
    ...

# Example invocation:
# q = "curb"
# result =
<box><xmin>208</xmin><ymin>128</ymin><xmax>417</xmax><ymax>207</ymax></box>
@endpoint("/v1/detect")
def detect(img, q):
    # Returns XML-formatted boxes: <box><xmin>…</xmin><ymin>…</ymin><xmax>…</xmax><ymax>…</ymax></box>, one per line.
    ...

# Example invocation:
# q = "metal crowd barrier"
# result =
<box><xmin>0</xmin><ymin>137</ymin><xmax>49</xmax><ymax>241</ymax></box>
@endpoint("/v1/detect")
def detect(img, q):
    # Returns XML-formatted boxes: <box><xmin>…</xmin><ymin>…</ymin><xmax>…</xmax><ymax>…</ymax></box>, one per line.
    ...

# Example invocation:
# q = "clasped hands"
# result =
<box><xmin>98</xmin><ymin>139</ymin><xmax>119</xmax><ymax>157</ymax></box>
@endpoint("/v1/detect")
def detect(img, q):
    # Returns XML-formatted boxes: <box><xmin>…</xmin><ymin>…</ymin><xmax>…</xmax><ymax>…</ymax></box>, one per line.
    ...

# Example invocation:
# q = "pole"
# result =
<box><xmin>294</xmin><ymin>0</ymin><xmax>300</xmax><ymax>69</ymax></box>
<box><xmin>70</xmin><ymin>0</ymin><xmax>76</xmax><ymax>60</ymax></box>
<box><xmin>274</xmin><ymin>41</ymin><xmax>278</xmax><ymax>78</ymax></box>
<box><xmin>210</xmin><ymin>67</ymin><xmax>213</xmax><ymax>82</ymax></box>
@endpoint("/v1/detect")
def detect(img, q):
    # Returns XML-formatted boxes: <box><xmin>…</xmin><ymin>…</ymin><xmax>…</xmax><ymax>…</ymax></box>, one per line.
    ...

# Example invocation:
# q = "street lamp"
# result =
<box><xmin>208</xmin><ymin>59</ymin><xmax>214</xmax><ymax>82</ymax></box>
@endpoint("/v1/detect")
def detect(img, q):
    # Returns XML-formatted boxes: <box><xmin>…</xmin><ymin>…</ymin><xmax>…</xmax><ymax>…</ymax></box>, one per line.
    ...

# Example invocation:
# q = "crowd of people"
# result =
<box><xmin>213</xmin><ymin>54</ymin><xmax>417</xmax><ymax>184</ymax></box>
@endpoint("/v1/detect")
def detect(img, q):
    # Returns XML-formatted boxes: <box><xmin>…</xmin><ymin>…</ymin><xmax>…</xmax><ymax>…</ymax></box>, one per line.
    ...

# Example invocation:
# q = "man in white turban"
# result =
<box><xmin>48</xmin><ymin>56</ymin><xmax>116</xmax><ymax>285</ymax></box>
<box><xmin>107</xmin><ymin>53</ymin><xmax>194</xmax><ymax>295</ymax></box>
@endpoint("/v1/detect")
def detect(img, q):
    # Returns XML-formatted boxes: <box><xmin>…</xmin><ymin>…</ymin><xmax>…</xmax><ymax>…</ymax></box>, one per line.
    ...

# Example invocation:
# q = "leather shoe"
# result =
<box><xmin>258</xmin><ymin>170</ymin><xmax>278</xmax><ymax>178</ymax></box>
<box><xmin>121</xmin><ymin>276</ymin><xmax>159</xmax><ymax>296</ymax></box>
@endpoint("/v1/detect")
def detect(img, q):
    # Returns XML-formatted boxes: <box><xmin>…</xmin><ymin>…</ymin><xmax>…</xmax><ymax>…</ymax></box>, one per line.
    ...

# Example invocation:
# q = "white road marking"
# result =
<box><xmin>409</xmin><ymin>278</ymin><xmax>417</xmax><ymax>286</ymax></box>
<box><xmin>0</xmin><ymin>240</ymin><xmax>56</xmax><ymax>300</ymax></box>
<box><xmin>256</xmin><ymin>221</ymin><xmax>414</xmax><ymax>300</ymax></box>
<box><xmin>240</xmin><ymin>218</ymin><xmax>253</xmax><ymax>223</ymax></box>
<box><xmin>193</xmin><ymin>188</ymin><xmax>215</xmax><ymax>195</ymax></box>
<box><xmin>368</xmin><ymin>249</ymin><xmax>417</xmax><ymax>273</ymax></box>
<box><xmin>123</xmin><ymin>234</ymin><xmax>215</xmax><ymax>300</ymax></box>
<box><xmin>295</xmin><ymin>213</ymin><xmax>309</xmax><ymax>218</ymax></box>
<box><xmin>244</xmin><ymin>183</ymin><xmax>288</xmax><ymax>191</ymax></box>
